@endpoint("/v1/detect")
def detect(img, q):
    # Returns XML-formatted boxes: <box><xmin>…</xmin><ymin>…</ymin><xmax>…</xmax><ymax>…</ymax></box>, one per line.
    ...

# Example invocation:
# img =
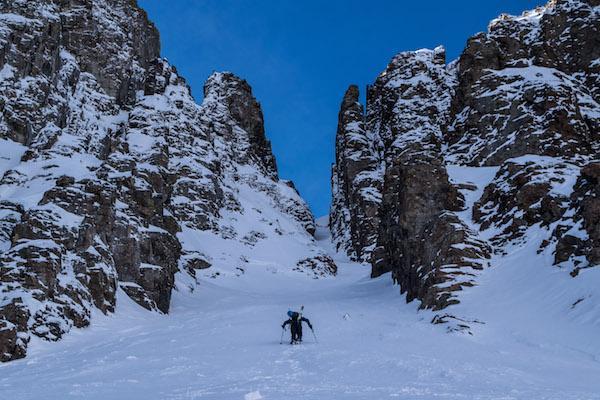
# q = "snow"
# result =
<box><xmin>0</xmin><ymin>64</ymin><xmax>16</xmax><ymax>81</ymax></box>
<box><xmin>0</xmin><ymin>152</ymin><xmax>100</xmax><ymax>209</ymax></box>
<box><xmin>0</xmin><ymin>138</ymin><xmax>26</xmax><ymax>178</ymax></box>
<box><xmin>505</xmin><ymin>155</ymin><xmax>581</xmax><ymax>196</ymax></box>
<box><xmin>1</xmin><ymin>217</ymin><xmax>600</xmax><ymax>399</ymax></box>
<box><xmin>244</xmin><ymin>392</ymin><xmax>264</xmax><ymax>400</ymax></box>
<box><xmin>0</xmin><ymin>13</ymin><xmax>34</xmax><ymax>24</ymax></box>
<box><xmin>447</xmin><ymin>164</ymin><xmax>500</xmax><ymax>225</ymax></box>
<box><xmin>477</xmin><ymin>66</ymin><xmax>575</xmax><ymax>101</ymax></box>
<box><xmin>127</xmin><ymin>132</ymin><xmax>158</xmax><ymax>154</ymax></box>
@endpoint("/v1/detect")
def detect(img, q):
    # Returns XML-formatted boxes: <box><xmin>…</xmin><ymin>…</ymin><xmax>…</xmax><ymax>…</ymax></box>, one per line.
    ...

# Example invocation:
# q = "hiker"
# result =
<box><xmin>281</xmin><ymin>310</ymin><xmax>312</xmax><ymax>344</ymax></box>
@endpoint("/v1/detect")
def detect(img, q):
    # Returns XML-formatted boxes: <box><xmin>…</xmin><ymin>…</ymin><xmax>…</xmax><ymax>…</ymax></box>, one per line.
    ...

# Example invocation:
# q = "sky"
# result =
<box><xmin>138</xmin><ymin>0</ymin><xmax>546</xmax><ymax>217</ymax></box>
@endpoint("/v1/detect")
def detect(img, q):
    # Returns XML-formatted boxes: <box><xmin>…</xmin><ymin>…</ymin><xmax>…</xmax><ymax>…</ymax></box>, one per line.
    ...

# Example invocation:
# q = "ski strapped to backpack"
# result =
<box><xmin>281</xmin><ymin>305</ymin><xmax>317</xmax><ymax>344</ymax></box>
<box><xmin>287</xmin><ymin>305</ymin><xmax>304</xmax><ymax>320</ymax></box>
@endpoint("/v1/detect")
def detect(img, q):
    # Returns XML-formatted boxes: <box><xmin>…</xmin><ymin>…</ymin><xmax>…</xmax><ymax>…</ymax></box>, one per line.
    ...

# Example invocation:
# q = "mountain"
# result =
<box><xmin>1</xmin><ymin>0</ymin><xmax>600</xmax><ymax>397</ymax></box>
<box><xmin>0</xmin><ymin>0</ymin><xmax>335</xmax><ymax>362</ymax></box>
<box><xmin>1</xmin><ymin>0</ymin><xmax>598</xmax><ymax>369</ymax></box>
<box><xmin>330</xmin><ymin>0</ymin><xmax>599</xmax><ymax>327</ymax></box>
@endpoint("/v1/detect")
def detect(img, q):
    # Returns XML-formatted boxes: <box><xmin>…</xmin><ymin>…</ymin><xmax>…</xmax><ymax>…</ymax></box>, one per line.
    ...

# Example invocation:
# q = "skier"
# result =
<box><xmin>281</xmin><ymin>310</ymin><xmax>312</xmax><ymax>344</ymax></box>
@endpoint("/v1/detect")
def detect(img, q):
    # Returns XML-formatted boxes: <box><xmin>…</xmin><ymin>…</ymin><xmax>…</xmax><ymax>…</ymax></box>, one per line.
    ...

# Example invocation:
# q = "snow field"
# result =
<box><xmin>2</xmin><ymin>219</ymin><xmax>600</xmax><ymax>399</ymax></box>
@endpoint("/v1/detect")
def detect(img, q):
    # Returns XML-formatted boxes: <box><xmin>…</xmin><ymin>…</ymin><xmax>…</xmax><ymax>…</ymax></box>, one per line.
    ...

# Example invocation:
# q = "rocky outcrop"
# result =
<box><xmin>453</xmin><ymin>0</ymin><xmax>599</xmax><ymax>284</ymax></box>
<box><xmin>202</xmin><ymin>72</ymin><xmax>278</xmax><ymax>179</ymax></box>
<box><xmin>331</xmin><ymin>48</ymin><xmax>492</xmax><ymax>310</ymax></box>
<box><xmin>446</xmin><ymin>0</ymin><xmax>599</xmax><ymax>165</ymax></box>
<box><xmin>474</xmin><ymin>156</ymin><xmax>581</xmax><ymax>247</ymax></box>
<box><xmin>0</xmin><ymin>0</ymin><xmax>334</xmax><ymax>362</ymax></box>
<box><xmin>330</xmin><ymin>85</ymin><xmax>381</xmax><ymax>261</ymax></box>
<box><xmin>373</xmin><ymin>155</ymin><xmax>492</xmax><ymax>310</ymax></box>
<box><xmin>330</xmin><ymin>0</ymin><xmax>599</xmax><ymax>316</ymax></box>
<box><xmin>553</xmin><ymin>162</ymin><xmax>600</xmax><ymax>274</ymax></box>
<box><xmin>366</xmin><ymin>49</ymin><xmax>492</xmax><ymax>310</ymax></box>
<box><xmin>456</xmin><ymin>0</ymin><xmax>599</xmax><ymax>276</ymax></box>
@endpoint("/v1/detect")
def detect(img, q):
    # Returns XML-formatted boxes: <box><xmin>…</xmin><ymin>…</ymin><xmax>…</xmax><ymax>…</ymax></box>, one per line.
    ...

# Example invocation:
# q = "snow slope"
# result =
<box><xmin>1</xmin><ymin>218</ymin><xmax>600</xmax><ymax>399</ymax></box>
<box><xmin>447</xmin><ymin>165</ymin><xmax>600</xmax><ymax>334</ymax></box>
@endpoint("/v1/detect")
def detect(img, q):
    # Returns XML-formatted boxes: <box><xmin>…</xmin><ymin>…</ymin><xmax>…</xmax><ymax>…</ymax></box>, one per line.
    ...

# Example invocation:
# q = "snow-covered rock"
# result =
<box><xmin>330</xmin><ymin>85</ymin><xmax>381</xmax><ymax>262</ymax></box>
<box><xmin>447</xmin><ymin>0</ymin><xmax>599</xmax><ymax>165</ymax></box>
<box><xmin>552</xmin><ymin>162</ymin><xmax>600</xmax><ymax>272</ymax></box>
<box><xmin>330</xmin><ymin>0</ymin><xmax>599</xmax><ymax>323</ymax></box>
<box><xmin>331</xmin><ymin>47</ymin><xmax>492</xmax><ymax>312</ymax></box>
<box><xmin>0</xmin><ymin>0</ymin><xmax>334</xmax><ymax>362</ymax></box>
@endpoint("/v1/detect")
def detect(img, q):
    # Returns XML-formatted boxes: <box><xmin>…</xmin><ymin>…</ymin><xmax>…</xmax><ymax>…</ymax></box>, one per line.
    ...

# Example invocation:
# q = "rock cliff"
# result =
<box><xmin>0</xmin><ymin>0</ymin><xmax>334</xmax><ymax>362</ymax></box>
<box><xmin>330</xmin><ymin>0</ymin><xmax>599</xmax><ymax>325</ymax></box>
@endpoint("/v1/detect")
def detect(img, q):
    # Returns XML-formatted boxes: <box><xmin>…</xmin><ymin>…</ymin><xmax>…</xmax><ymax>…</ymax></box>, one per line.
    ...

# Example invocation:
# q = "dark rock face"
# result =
<box><xmin>365</xmin><ymin>49</ymin><xmax>492</xmax><ymax>310</ymax></box>
<box><xmin>474</xmin><ymin>157</ymin><xmax>580</xmax><ymax>247</ymax></box>
<box><xmin>456</xmin><ymin>0</ymin><xmax>599</xmax><ymax>278</ymax></box>
<box><xmin>574</xmin><ymin>163</ymin><xmax>600</xmax><ymax>266</ymax></box>
<box><xmin>331</xmin><ymin>48</ymin><xmax>492</xmax><ymax>310</ymax></box>
<box><xmin>203</xmin><ymin>72</ymin><xmax>278</xmax><ymax>179</ymax></box>
<box><xmin>446</xmin><ymin>0</ymin><xmax>600</xmax><ymax>165</ymax></box>
<box><xmin>372</xmin><ymin>156</ymin><xmax>492</xmax><ymax>310</ymax></box>
<box><xmin>0</xmin><ymin>0</ymin><xmax>332</xmax><ymax>362</ymax></box>
<box><xmin>0</xmin><ymin>0</ymin><xmax>161</xmax><ymax>145</ymax></box>
<box><xmin>553</xmin><ymin>162</ymin><xmax>600</xmax><ymax>273</ymax></box>
<box><xmin>0</xmin><ymin>299</ymin><xmax>29</xmax><ymax>362</ymax></box>
<box><xmin>0</xmin><ymin>0</ymin><xmax>180</xmax><ymax>360</ymax></box>
<box><xmin>374</xmin><ymin>155</ymin><xmax>493</xmax><ymax>311</ymax></box>
<box><xmin>330</xmin><ymin>85</ymin><xmax>381</xmax><ymax>261</ymax></box>
<box><xmin>330</xmin><ymin>0</ymin><xmax>599</xmax><ymax>317</ymax></box>
<box><xmin>364</xmin><ymin>48</ymin><xmax>458</xmax><ymax>287</ymax></box>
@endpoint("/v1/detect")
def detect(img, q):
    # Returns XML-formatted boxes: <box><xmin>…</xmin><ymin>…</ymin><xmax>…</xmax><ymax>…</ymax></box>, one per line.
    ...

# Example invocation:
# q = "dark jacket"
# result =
<box><xmin>282</xmin><ymin>316</ymin><xmax>312</xmax><ymax>331</ymax></box>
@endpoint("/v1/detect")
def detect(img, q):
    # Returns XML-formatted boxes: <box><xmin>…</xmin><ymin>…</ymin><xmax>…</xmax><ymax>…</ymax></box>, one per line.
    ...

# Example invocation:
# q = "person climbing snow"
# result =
<box><xmin>281</xmin><ymin>310</ymin><xmax>312</xmax><ymax>344</ymax></box>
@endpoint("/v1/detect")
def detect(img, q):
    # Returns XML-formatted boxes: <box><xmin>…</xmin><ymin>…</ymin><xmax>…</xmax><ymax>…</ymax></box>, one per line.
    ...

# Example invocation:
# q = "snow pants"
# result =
<box><xmin>290</xmin><ymin>322</ymin><xmax>302</xmax><ymax>343</ymax></box>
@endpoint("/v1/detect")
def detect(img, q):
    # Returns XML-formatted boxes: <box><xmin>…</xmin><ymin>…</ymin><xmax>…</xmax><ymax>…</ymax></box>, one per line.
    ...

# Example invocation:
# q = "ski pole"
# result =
<box><xmin>310</xmin><ymin>327</ymin><xmax>318</xmax><ymax>344</ymax></box>
<box><xmin>280</xmin><ymin>326</ymin><xmax>285</xmax><ymax>344</ymax></box>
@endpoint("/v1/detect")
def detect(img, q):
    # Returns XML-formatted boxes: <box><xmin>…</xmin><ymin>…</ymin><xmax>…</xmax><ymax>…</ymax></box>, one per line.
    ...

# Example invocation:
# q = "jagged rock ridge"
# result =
<box><xmin>0</xmin><ymin>0</ymin><xmax>335</xmax><ymax>362</ymax></box>
<box><xmin>330</xmin><ymin>85</ymin><xmax>381</xmax><ymax>261</ymax></box>
<box><xmin>330</xmin><ymin>0</ymin><xmax>599</xmax><ymax>323</ymax></box>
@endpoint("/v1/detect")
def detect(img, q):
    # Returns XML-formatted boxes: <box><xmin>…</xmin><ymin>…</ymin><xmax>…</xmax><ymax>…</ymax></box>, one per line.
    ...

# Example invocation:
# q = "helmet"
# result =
<box><xmin>287</xmin><ymin>310</ymin><xmax>293</xmax><ymax>318</ymax></box>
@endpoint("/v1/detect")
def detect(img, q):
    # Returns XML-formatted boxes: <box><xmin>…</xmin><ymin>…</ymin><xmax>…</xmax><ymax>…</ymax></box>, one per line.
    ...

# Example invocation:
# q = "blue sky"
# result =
<box><xmin>138</xmin><ymin>0</ymin><xmax>545</xmax><ymax>217</ymax></box>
